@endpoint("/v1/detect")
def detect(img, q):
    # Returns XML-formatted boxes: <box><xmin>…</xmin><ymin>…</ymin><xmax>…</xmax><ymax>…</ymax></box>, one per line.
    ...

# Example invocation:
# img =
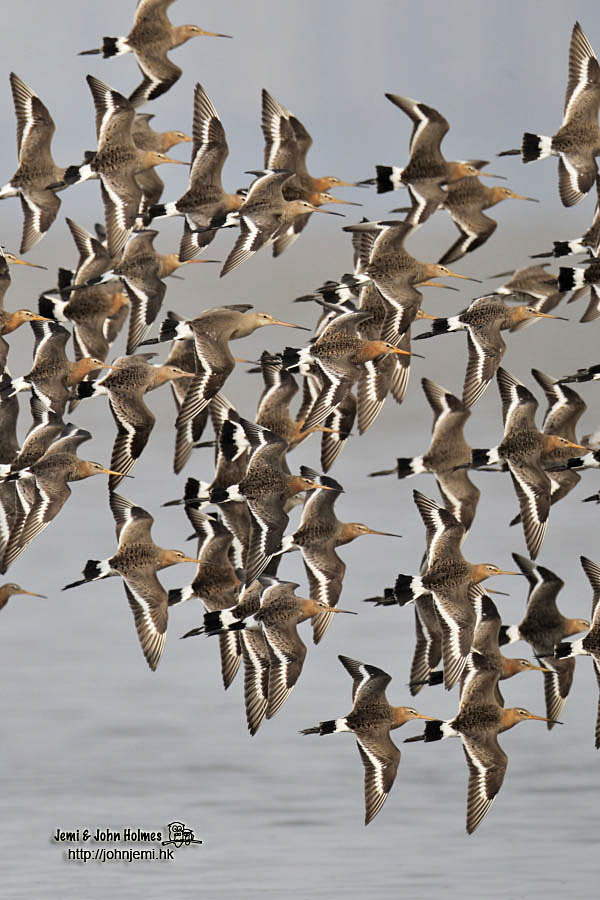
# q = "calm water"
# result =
<box><xmin>1</xmin><ymin>2</ymin><xmax>599</xmax><ymax>897</ymax></box>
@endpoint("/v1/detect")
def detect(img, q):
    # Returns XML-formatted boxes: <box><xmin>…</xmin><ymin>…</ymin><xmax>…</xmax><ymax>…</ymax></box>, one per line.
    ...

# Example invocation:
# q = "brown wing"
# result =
<box><xmin>241</xmin><ymin>628</ymin><xmax>270</xmax><ymax>735</ymax></box>
<box><xmin>10</xmin><ymin>73</ymin><xmax>56</xmax><ymax>164</ymax></box>
<box><xmin>563</xmin><ymin>22</ymin><xmax>600</xmax><ymax>123</ymax></box>
<box><xmin>462</xmin><ymin>327</ymin><xmax>504</xmax><ymax>408</ymax></box>
<box><xmin>122</xmin><ymin>576</ymin><xmax>167</xmax><ymax>671</ymax></box>
<box><xmin>263</xmin><ymin>620</ymin><xmax>307</xmax><ymax>718</ymax></box>
<box><xmin>190</xmin><ymin>83</ymin><xmax>228</xmax><ymax>190</ymax></box>
<box><xmin>409</xmin><ymin>597</ymin><xmax>442</xmax><ymax>695</ymax></box>
<box><xmin>462</xmin><ymin>734</ymin><xmax>508</xmax><ymax>834</ymax></box>
<box><xmin>385</xmin><ymin>94</ymin><xmax>449</xmax><ymax>165</ymax></box>
<box><xmin>261</xmin><ymin>89</ymin><xmax>299</xmax><ymax>171</ymax></box>
<box><xmin>540</xmin><ymin>658</ymin><xmax>575</xmax><ymax>729</ymax></box>
<box><xmin>338</xmin><ymin>655</ymin><xmax>392</xmax><ymax>704</ymax></box>
<box><xmin>355</xmin><ymin>727</ymin><xmax>401</xmax><ymax>825</ymax></box>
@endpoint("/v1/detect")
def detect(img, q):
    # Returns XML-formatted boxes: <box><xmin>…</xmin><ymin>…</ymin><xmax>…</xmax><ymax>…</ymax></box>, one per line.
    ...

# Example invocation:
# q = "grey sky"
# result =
<box><xmin>1</xmin><ymin>2</ymin><xmax>600</xmax><ymax>897</ymax></box>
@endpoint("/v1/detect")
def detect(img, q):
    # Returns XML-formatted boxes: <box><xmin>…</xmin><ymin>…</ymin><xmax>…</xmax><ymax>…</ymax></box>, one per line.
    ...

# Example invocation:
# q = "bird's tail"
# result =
<box><xmin>393</xmin><ymin>574</ymin><xmax>423</xmax><ymax>605</ymax></box>
<box><xmin>397</xmin><ymin>456</ymin><xmax>426</xmax><ymax>478</ymax></box>
<box><xmin>423</xmin><ymin>719</ymin><xmax>450</xmax><ymax>741</ymax></box>
<box><xmin>553</xmin><ymin>239</ymin><xmax>587</xmax><ymax>258</ymax></box>
<box><xmin>554</xmin><ymin>641</ymin><xmax>575</xmax><ymax>660</ymax></box>
<box><xmin>145</xmin><ymin>201</ymin><xmax>178</xmax><ymax>223</ymax></box>
<box><xmin>59</xmin><ymin>163</ymin><xmax>95</xmax><ymax>188</ymax></box>
<box><xmin>558</xmin><ymin>266</ymin><xmax>587</xmax><ymax>292</ymax></box>
<box><xmin>566</xmin><ymin>451</ymin><xmax>599</xmax><ymax>469</ymax></box>
<box><xmin>414</xmin><ymin>316</ymin><xmax>463</xmax><ymax>340</ymax></box>
<box><xmin>405</xmin><ymin>719</ymin><xmax>456</xmax><ymax>743</ymax></box>
<box><xmin>470</xmin><ymin>447</ymin><xmax>502</xmax><ymax>467</ymax></box>
<box><xmin>209</xmin><ymin>483</ymin><xmax>245</xmax><ymax>504</ymax></box>
<box><xmin>300</xmin><ymin>718</ymin><xmax>349</xmax><ymax>736</ymax></box>
<box><xmin>522</xmin><ymin>132</ymin><xmax>553</xmax><ymax>163</ymax></box>
<box><xmin>562</xmin><ymin>364</ymin><xmax>600</xmax><ymax>383</ymax></box>
<box><xmin>554</xmin><ymin>638</ymin><xmax>586</xmax><ymax>660</ymax></box>
<box><xmin>0</xmin><ymin>375</ymin><xmax>30</xmax><ymax>399</ymax></box>
<box><xmin>79</xmin><ymin>37</ymin><xmax>130</xmax><ymax>58</ymax></box>
<box><xmin>181</xmin><ymin>608</ymin><xmax>249</xmax><ymax>638</ymax></box>
<box><xmin>369</xmin><ymin>456</ymin><xmax>426</xmax><ymax>478</ymax></box>
<box><xmin>498</xmin><ymin>624</ymin><xmax>521</xmax><ymax>646</ymax></box>
<box><xmin>39</xmin><ymin>293</ymin><xmax>68</xmax><ymax>323</ymax></box>
<box><xmin>76</xmin><ymin>379</ymin><xmax>106</xmax><ymax>399</ymax></box>
<box><xmin>63</xmin><ymin>558</ymin><xmax>113</xmax><ymax>590</ymax></box>
<box><xmin>162</xmin><ymin>477</ymin><xmax>211</xmax><ymax>508</ymax></box>
<box><xmin>375</xmin><ymin>165</ymin><xmax>404</xmax><ymax>193</ymax></box>
<box><xmin>157</xmin><ymin>316</ymin><xmax>193</xmax><ymax>344</ymax></box>
<box><xmin>167</xmin><ymin>585</ymin><xmax>195</xmax><ymax>606</ymax></box>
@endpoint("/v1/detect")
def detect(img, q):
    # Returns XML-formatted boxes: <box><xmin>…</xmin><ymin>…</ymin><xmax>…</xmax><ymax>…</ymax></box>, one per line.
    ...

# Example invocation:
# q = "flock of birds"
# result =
<box><xmin>2</xmin><ymin>4</ymin><xmax>600</xmax><ymax>834</ymax></box>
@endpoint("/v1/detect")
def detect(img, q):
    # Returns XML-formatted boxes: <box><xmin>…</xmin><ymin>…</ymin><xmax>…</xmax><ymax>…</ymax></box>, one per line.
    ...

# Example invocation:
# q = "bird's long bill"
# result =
<box><xmin>412</xmin><ymin>714</ymin><xmax>436</xmax><ymax>720</ymax></box>
<box><xmin>529</xmin><ymin>664</ymin><xmax>553</xmax><ymax>673</ymax></box>
<box><xmin>178</xmin><ymin>555</ymin><xmax>204</xmax><ymax>564</ymax></box>
<box><xmin>564</xmin><ymin>440</ymin><xmax>587</xmax><ymax>451</ymax></box>
<box><xmin>534</xmin><ymin>311</ymin><xmax>569</xmax><ymax>321</ymax></box>
<box><xmin>329</xmin><ymin>607</ymin><xmax>358</xmax><ymax>615</ymax></box>
<box><xmin>415</xmin><ymin>310</ymin><xmax>437</xmax><ymax>320</ymax></box>
<box><xmin>100</xmin><ymin>468</ymin><xmax>133</xmax><ymax>478</ymax></box>
<box><xmin>31</xmin><ymin>314</ymin><xmax>52</xmax><ymax>322</ymax></box>
<box><xmin>163</xmin><ymin>157</ymin><xmax>190</xmax><ymax>166</ymax></box>
<box><xmin>183</xmin><ymin>258</ymin><xmax>221</xmax><ymax>264</ymax></box>
<box><xmin>364</xmin><ymin>528</ymin><xmax>403</xmax><ymax>537</ymax></box>
<box><xmin>16</xmin><ymin>589</ymin><xmax>47</xmax><ymax>598</ymax></box>
<box><xmin>312</xmin><ymin>209</ymin><xmax>346</xmax><ymax>217</ymax></box>
<box><xmin>198</xmin><ymin>30</ymin><xmax>233</xmax><ymax>38</ymax></box>
<box><xmin>486</xmin><ymin>589</ymin><xmax>510</xmax><ymax>596</ymax></box>
<box><xmin>323</xmin><ymin>197</ymin><xmax>363</xmax><ymax>207</ymax></box>
<box><xmin>271</xmin><ymin>319</ymin><xmax>311</xmax><ymax>331</ymax></box>
<box><xmin>497</xmin><ymin>570</ymin><xmax>523</xmax><ymax>576</ymax></box>
<box><xmin>6</xmin><ymin>256</ymin><xmax>47</xmax><ymax>270</ymax></box>
<box><xmin>445</xmin><ymin>271</ymin><xmax>483</xmax><ymax>283</ymax></box>
<box><xmin>526</xmin><ymin>714</ymin><xmax>564</xmax><ymax>725</ymax></box>
<box><xmin>510</xmin><ymin>193</ymin><xmax>540</xmax><ymax>202</ymax></box>
<box><xmin>478</xmin><ymin>171</ymin><xmax>508</xmax><ymax>180</ymax></box>
<box><xmin>306</xmin><ymin>481</ymin><xmax>337</xmax><ymax>491</ymax></box>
